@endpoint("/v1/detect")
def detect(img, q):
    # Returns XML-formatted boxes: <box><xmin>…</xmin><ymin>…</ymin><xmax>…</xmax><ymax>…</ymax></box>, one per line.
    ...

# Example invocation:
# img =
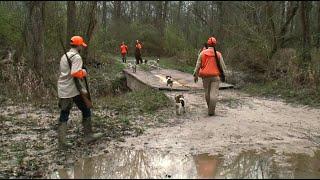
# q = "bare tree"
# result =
<box><xmin>266</xmin><ymin>1</ymin><xmax>277</xmax><ymax>59</ymax></box>
<box><xmin>217</xmin><ymin>1</ymin><xmax>225</xmax><ymax>50</ymax></box>
<box><xmin>278</xmin><ymin>2</ymin><xmax>299</xmax><ymax>48</ymax></box>
<box><xmin>83</xmin><ymin>1</ymin><xmax>97</xmax><ymax>63</ymax></box>
<box><xmin>67</xmin><ymin>1</ymin><xmax>76</xmax><ymax>47</ymax></box>
<box><xmin>317</xmin><ymin>1</ymin><xmax>320</xmax><ymax>48</ymax></box>
<box><xmin>269</xmin><ymin>1</ymin><xmax>299</xmax><ymax>59</ymax></box>
<box><xmin>155</xmin><ymin>1</ymin><xmax>163</xmax><ymax>27</ymax></box>
<box><xmin>177</xmin><ymin>1</ymin><xmax>182</xmax><ymax>23</ymax></box>
<box><xmin>25</xmin><ymin>1</ymin><xmax>45</xmax><ymax>73</ymax></box>
<box><xmin>300</xmin><ymin>1</ymin><xmax>311</xmax><ymax>63</ymax></box>
<box><xmin>130</xmin><ymin>1</ymin><xmax>135</xmax><ymax>21</ymax></box>
<box><xmin>102</xmin><ymin>1</ymin><xmax>107</xmax><ymax>28</ymax></box>
<box><xmin>161</xmin><ymin>1</ymin><xmax>169</xmax><ymax>36</ymax></box>
<box><xmin>113</xmin><ymin>1</ymin><xmax>121</xmax><ymax>21</ymax></box>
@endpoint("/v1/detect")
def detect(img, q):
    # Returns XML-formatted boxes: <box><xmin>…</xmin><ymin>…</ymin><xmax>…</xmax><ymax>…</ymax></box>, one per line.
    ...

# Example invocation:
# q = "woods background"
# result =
<box><xmin>0</xmin><ymin>1</ymin><xmax>319</xmax><ymax>105</ymax></box>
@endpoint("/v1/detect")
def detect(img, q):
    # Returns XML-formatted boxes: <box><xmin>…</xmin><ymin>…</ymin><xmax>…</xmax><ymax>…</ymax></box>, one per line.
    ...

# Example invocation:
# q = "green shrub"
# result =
<box><xmin>103</xmin><ymin>88</ymin><xmax>171</xmax><ymax>114</ymax></box>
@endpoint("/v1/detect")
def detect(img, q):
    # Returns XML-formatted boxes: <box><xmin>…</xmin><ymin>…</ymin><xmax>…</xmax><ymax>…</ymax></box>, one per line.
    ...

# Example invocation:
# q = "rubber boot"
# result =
<box><xmin>208</xmin><ymin>103</ymin><xmax>216</xmax><ymax>116</ymax></box>
<box><xmin>58</xmin><ymin>122</ymin><xmax>72</xmax><ymax>149</ymax></box>
<box><xmin>82</xmin><ymin>117</ymin><xmax>103</xmax><ymax>143</ymax></box>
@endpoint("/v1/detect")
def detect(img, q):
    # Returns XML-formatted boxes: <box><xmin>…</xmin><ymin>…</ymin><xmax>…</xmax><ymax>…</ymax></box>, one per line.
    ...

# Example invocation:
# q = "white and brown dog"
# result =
<box><xmin>166</xmin><ymin>76</ymin><xmax>173</xmax><ymax>89</ymax></box>
<box><xmin>132</xmin><ymin>63</ymin><xmax>137</xmax><ymax>73</ymax></box>
<box><xmin>128</xmin><ymin>62</ymin><xmax>137</xmax><ymax>73</ymax></box>
<box><xmin>175</xmin><ymin>94</ymin><xmax>186</xmax><ymax>115</ymax></box>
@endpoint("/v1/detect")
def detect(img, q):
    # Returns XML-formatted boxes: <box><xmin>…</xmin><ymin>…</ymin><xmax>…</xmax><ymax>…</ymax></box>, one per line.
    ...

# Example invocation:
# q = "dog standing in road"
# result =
<box><xmin>166</xmin><ymin>76</ymin><xmax>173</xmax><ymax>90</ymax></box>
<box><xmin>132</xmin><ymin>63</ymin><xmax>137</xmax><ymax>73</ymax></box>
<box><xmin>175</xmin><ymin>94</ymin><xmax>186</xmax><ymax>115</ymax></box>
<box><xmin>128</xmin><ymin>62</ymin><xmax>137</xmax><ymax>73</ymax></box>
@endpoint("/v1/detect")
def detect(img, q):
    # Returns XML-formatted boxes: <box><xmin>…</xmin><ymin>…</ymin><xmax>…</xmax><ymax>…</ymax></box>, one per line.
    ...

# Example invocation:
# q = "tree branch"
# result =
<box><xmin>192</xmin><ymin>6</ymin><xmax>208</xmax><ymax>26</ymax></box>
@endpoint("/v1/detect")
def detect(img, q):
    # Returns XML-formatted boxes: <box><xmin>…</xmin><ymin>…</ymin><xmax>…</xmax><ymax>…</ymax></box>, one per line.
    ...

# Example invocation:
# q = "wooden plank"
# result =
<box><xmin>123</xmin><ymin>67</ymin><xmax>234</xmax><ymax>91</ymax></box>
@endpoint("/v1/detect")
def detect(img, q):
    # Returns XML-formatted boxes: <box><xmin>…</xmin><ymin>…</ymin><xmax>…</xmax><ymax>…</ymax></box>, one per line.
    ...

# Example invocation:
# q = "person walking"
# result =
<box><xmin>57</xmin><ymin>36</ymin><xmax>103</xmax><ymax>148</ymax></box>
<box><xmin>120</xmin><ymin>41</ymin><xmax>128</xmax><ymax>63</ymax></box>
<box><xmin>193</xmin><ymin>36</ymin><xmax>227</xmax><ymax>116</ymax></box>
<box><xmin>135</xmin><ymin>40</ymin><xmax>143</xmax><ymax>64</ymax></box>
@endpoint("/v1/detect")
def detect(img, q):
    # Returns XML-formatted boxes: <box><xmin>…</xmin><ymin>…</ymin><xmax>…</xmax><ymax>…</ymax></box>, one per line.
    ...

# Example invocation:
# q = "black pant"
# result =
<box><xmin>135</xmin><ymin>54</ymin><xmax>142</xmax><ymax>64</ymax></box>
<box><xmin>121</xmin><ymin>53</ymin><xmax>126</xmax><ymax>63</ymax></box>
<box><xmin>58</xmin><ymin>95</ymin><xmax>91</xmax><ymax>122</ymax></box>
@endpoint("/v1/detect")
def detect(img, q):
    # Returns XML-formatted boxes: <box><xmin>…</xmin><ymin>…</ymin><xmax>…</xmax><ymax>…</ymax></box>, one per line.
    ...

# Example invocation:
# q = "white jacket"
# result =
<box><xmin>57</xmin><ymin>48</ymin><xmax>87</xmax><ymax>98</ymax></box>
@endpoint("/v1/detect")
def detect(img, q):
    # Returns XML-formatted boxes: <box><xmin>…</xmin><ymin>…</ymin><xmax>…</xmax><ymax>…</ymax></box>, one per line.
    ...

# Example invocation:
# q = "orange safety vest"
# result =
<box><xmin>198</xmin><ymin>48</ymin><xmax>222</xmax><ymax>78</ymax></box>
<box><xmin>120</xmin><ymin>45</ymin><xmax>128</xmax><ymax>54</ymax></box>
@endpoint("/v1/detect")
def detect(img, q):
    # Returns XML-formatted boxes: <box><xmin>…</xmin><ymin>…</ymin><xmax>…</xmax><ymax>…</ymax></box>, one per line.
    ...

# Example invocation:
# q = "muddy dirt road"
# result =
<box><xmin>2</xmin><ymin>58</ymin><xmax>320</xmax><ymax>178</ymax></box>
<box><xmin>50</xmin><ymin>89</ymin><xmax>320</xmax><ymax>178</ymax></box>
<box><xmin>118</xmin><ymin>89</ymin><xmax>320</xmax><ymax>156</ymax></box>
<box><xmin>66</xmin><ymin>59</ymin><xmax>320</xmax><ymax>178</ymax></box>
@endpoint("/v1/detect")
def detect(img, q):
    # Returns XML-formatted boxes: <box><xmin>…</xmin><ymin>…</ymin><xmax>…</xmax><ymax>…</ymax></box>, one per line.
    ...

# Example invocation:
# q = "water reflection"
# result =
<box><xmin>49</xmin><ymin>149</ymin><xmax>320</xmax><ymax>179</ymax></box>
<box><xmin>219</xmin><ymin>150</ymin><xmax>279</xmax><ymax>179</ymax></box>
<box><xmin>193</xmin><ymin>153</ymin><xmax>220</xmax><ymax>179</ymax></box>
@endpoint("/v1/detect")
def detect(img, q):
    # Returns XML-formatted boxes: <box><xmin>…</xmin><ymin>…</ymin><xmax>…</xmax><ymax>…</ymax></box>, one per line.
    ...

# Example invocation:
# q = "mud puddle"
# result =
<box><xmin>49</xmin><ymin>148</ymin><xmax>320</xmax><ymax>179</ymax></box>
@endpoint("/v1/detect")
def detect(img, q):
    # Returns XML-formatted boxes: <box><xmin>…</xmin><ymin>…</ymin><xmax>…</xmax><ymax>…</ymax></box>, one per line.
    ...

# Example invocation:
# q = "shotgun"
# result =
<box><xmin>58</xmin><ymin>36</ymin><xmax>93</xmax><ymax>108</ymax></box>
<box><xmin>213</xmin><ymin>47</ymin><xmax>225</xmax><ymax>82</ymax></box>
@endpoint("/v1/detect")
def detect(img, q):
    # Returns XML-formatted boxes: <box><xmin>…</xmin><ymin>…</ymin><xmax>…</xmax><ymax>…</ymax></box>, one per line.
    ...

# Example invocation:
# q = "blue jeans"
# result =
<box><xmin>58</xmin><ymin>95</ymin><xmax>91</xmax><ymax>122</ymax></box>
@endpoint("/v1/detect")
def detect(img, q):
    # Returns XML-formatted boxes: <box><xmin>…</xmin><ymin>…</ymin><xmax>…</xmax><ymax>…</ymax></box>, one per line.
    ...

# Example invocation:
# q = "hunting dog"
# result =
<box><xmin>175</xmin><ymin>94</ymin><xmax>186</xmax><ymax>115</ymax></box>
<box><xmin>166</xmin><ymin>76</ymin><xmax>173</xmax><ymax>89</ymax></box>
<box><xmin>128</xmin><ymin>63</ymin><xmax>137</xmax><ymax>73</ymax></box>
<box><xmin>132</xmin><ymin>63</ymin><xmax>137</xmax><ymax>73</ymax></box>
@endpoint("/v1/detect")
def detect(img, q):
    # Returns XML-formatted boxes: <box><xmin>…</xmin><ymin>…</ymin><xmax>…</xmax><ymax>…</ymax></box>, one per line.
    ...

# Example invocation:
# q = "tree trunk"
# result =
<box><xmin>317</xmin><ymin>1</ymin><xmax>320</xmax><ymax>48</ymax></box>
<box><xmin>155</xmin><ymin>1</ymin><xmax>163</xmax><ymax>27</ymax></box>
<box><xmin>217</xmin><ymin>1</ymin><xmax>225</xmax><ymax>50</ymax></box>
<box><xmin>281</xmin><ymin>1</ymin><xmax>286</xmax><ymax>26</ymax></box>
<box><xmin>26</xmin><ymin>1</ymin><xmax>45</xmax><ymax>74</ymax></box>
<box><xmin>162</xmin><ymin>1</ymin><xmax>168</xmax><ymax>23</ymax></box>
<box><xmin>102</xmin><ymin>1</ymin><xmax>107</xmax><ymax>27</ymax></box>
<box><xmin>300</xmin><ymin>1</ymin><xmax>311</xmax><ymax>63</ymax></box>
<box><xmin>193</xmin><ymin>1</ymin><xmax>208</xmax><ymax>27</ymax></box>
<box><xmin>113</xmin><ymin>1</ymin><xmax>121</xmax><ymax>21</ymax></box>
<box><xmin>177</xmin><ymin>1</ymin><xmax>182</xmax><ymax>23</ymax></box>
<box><xmin>130</xmin><ymin>1</ymin><xmax>135</xmax><ymax>21</ymax></box>
<box><xmin>278</xmin><ymin>2</ymin><xmax>299</xmax><ymax>48</ymax></box>
<box><xmin>83</xmin><ymin>1</ymin><xmax>97</xmax><ymax>63</ymax></box>
<box><xmin>267</xmin><ymin>1</ymin><xmax>277</xmax><ymax>59</ymax></box>
<box><xmin>211</xmin><ymin>1</ymin><xmax>215</xmax><ymax>32</ymax></box>
<box><xmin>138</xmin><ymin>1</ymin><xmax>143</xmax><ymax>22</ymax></box>
<box><xmin>67</xmin><ymin>1</ymin><xmax>76</xmax><ymax>47</ymax></box>
<box><xmin>268</xmin><ymin>1</ymin><xmax>299</xmax><ymax>59</ymax></box>
<box><xmin>161</xmin><ymin>1</ymin><xmax>168</xmax><ymax>36</ymax></box>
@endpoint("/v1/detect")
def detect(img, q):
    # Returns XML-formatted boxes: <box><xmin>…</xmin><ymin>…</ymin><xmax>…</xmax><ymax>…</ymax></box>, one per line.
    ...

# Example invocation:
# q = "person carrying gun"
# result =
<box><xmin>193</xmin><ymin>36</ymin><xmax>227</xmax><ymax>116</ymax></box>
<box><xmin>57</xmin><ymin>36</ymin><xmax>102</xmax><ymax>148</ymax></box>
<box><xmin>135</xmin><ymin>40</ymin><xmax>143</xmax><ymax>64</ymax></box>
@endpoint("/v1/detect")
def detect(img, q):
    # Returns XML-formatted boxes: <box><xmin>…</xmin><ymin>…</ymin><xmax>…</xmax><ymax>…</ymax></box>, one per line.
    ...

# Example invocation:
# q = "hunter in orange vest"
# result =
<box><xmin>135</xmin><ymin>40</ymin><xmax>143</xmax><ymax>64</ymax></box>
<box><xmin>120</xmin><ymin>42</ymin><xmax>128</xmax><ymax>63</ymax></box>
<box><xmin>193</xmin><ymin>36</ymin><xmax>227</xmax><ymax>116</ymax></box>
